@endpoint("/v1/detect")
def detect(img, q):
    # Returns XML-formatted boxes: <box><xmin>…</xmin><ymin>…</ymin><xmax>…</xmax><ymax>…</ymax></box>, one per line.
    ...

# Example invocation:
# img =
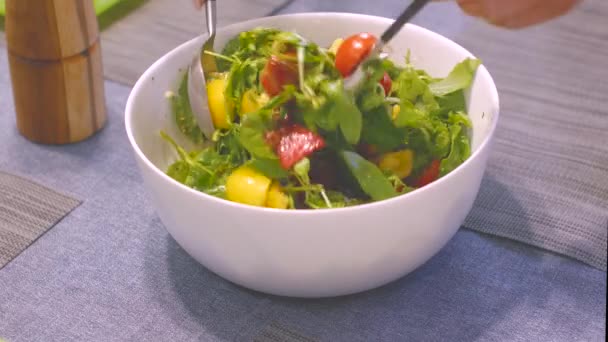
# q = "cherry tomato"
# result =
<box><xmin>260</xmin><ymin>55</ymin><xmax>298</xmax><ymax>97</ymax></box>
<box><xmin>335</xmin><ymin>32</ymin><xmax>378</xmax><ymax>77</ymax></box>
<box><xmin>379</xmin><ymin>72</ymin><xmax>392</xmax><ymax>96</ymax></box>
<box><xmin>415</xmin><ymin>160</ymin><xmax>441</xmax><ymax>188</ymax></box>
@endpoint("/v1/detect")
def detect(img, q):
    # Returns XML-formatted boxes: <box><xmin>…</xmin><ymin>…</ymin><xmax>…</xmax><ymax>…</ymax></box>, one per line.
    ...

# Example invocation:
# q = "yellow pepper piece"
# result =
<box><xmin>206</xmin><ymin>76</ymin><xmax>232</xmax><ymax>129</ymax></box>
<box><xmin>392</xmin><ymin>104</ymin><xmax>400</xmax><ymax>121</ymax></box>
<box><xmin>225</xmin><ymin>166</ymin><xmax>272</xmax><ymax>207</ymax></box>
<box><xmin>378</xmin><ymin>149</ymin><xmax>414</xmax><ymax>179</ymax></box>
<box><xmin>265</xmin><ymin>182</ymin><xmax>289</xmax><ymax>209</ymax></box>
<box><xmin>240</xmin><ymin>89</ymin><xmax>269</xmax><ymax>117</ymax></box>
<box><xmin>328</xmin><ymin>38</ymin><xmax>344</xmax><ymax>55</ymax></box>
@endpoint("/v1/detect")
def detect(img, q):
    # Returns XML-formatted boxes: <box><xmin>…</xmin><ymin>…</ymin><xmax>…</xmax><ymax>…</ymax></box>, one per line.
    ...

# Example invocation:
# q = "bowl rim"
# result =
<box><xmin>125</xmin><ymin>12</ymin><xmax>500</xmax><ymax>215</ymax></box>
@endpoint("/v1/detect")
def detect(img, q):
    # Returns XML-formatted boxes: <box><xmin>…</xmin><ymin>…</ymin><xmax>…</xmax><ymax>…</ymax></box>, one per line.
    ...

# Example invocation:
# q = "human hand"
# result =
<box><xmin>452</xmin><ymin>0</ymin><xmax>581</xmax><ymax>28</ymax></box>
<box><xmin>193</xmin><ymin>0</ymin><xmax>206</xmax><ymax>10</ymax></box>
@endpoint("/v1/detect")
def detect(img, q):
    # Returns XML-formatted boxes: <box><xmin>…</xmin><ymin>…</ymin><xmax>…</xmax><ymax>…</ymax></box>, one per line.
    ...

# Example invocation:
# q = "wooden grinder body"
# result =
<box><xmin>5</xmin><ymin>0</ymin><xmax>107</xmax><ymax>144</ymax></box>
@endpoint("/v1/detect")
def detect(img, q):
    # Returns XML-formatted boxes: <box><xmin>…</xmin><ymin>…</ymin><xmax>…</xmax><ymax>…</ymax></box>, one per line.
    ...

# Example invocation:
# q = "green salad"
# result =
<box><xmin>162</xmin><ymin>28</ymin><xmax>480</xmax><ymax>209</ymax></box>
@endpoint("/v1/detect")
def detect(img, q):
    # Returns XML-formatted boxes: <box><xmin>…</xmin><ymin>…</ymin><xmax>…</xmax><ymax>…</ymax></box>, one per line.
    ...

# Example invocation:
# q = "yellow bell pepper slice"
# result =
<box><xmin>378</xmin><ymin>149</ymin><xmax>414</xmax><ymax>179</ymax></box>
<box><xmin>240</xmin><ymin>89</ymin><xmax>269</xmax><ymax>117</ymax></box>
<box><xmin>392</xmin><ymin>104</ymin><xmax>400</xmax><ymax>121</ymax></box>
<box><xmin>328</xmin><ymin>38</ymin><xmax>344</xmax><ymax>55</ymax></box>
<box><xmin>225</xmin><ymin>166</ymin><xmax>272</xmax><ymax>207</ymax></box>
<box><xmin>265</xmin><ymin>182</ymin><xmax>289</xmax><ymax>209</ymax></box>
<box><xmin>206</xmin><ymin>75</ymin><xmax>232</xmax><ymax>129</ymax></box>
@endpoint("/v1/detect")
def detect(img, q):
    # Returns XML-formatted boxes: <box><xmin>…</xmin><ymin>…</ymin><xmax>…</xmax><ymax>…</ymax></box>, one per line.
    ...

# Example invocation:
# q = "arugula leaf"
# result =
<box><xmin>260</xmin><ymin>85</ymin><xmax>296</xmax><ymax>110</ymax></box>
<box><xmin>165</xmin><ymin>26</ymin><xmax>477</xmax><ymax>209</ymax></box>
<box><xmin>429</xmin><ymin>58</ymin><xmax>481</xmax><ymax>96</ymax></box>
<box><xmin>439</xmin><ymin>112</ymin><xmax>472</xmax><ymax>176</ymax></box>
<box><xmin>360</xmin><ymin>106</ymin><xmax>404</xmax><ymax>152</ymax></box>
<box><xmin>309</xmin><ymin>103</ymin><xmax>339</xmax><ymax>131</ymax></box>
<box><xmin>396</xmin><ymin>65</ymin><xmax>433</xmax><ymax>103</ymax></box>
<box><xmin>394</xmin><ymin>64</ymin><xmax>439</xmax><ymax>114</ymax></box>
<box><xmin>213</xmin><ymin>128</ymin><xmax>249</xmax><ymax>165</ymax></box>
<box><xmin>401</xmin><ymin>127</ymin><xmax>433</xmax><ymax>174</ymax></box>
<box><xmin>447</xmin><ymin>110</ymin><xmax>473</xmax><ymax>128</ymax></box>
<box><xmin>236</xmin><ymin>86</ymin><xmax>296</xmax><ymax>159</ymax></box>
<box><xmin>393</xmin><ymin>100</ymin><xmax>432</xmax><ymax>130</ymax></box>
<box><xmin>161</xmin><ymin>131</ymin><xmax>228</xmax><ymax>192</ymax></box>
<box><xmin>224</xmin><ymin>58</ymin><xmax>265</xmax><ymax>114</ymax></box>
<box><xmin>335</xmin><ymin>96</ymin><xmax>363</xmax><ymax>145</ymax></box>
<box><xmin>218</xmin><ymin>34</ymin><xmax>241</xmax><ymax>72</ymax></box>
<box><xmin>358</xmin><ymin>83</ymin><xmax>386</xmax><ymax>112</ymax></box>
<box><xmin>432</xmin><ymin>120</ymin><xmax>451</xmax><ymax>158</ymax></box>
<box><xmin>435</xmin><ymin>90</ymin><xmax>466</xmax><ymax>117</ymax></box>
<box><xmin>238</xmin><ymin>114</ymin><xmax>277</xmax><ymax>159</ymax></box>
<box><xmin>250</xmin><ymin>158</ymin><xmax>289</xmax><ymax>179</ymax></box>
<box><xmin>304</xmin><ymin>190</ymin><xmax>362</xmax><ymax>209</ymax></box>
<box><xmin>294</xmin><ymin>157</ymin><xmax>311</xmax><ymax>183</ymax></box>
<box><xmin>321</xmin><ymin>80</ymin><xmax>362</xmax><ymax>145</ymax></box>
<box><xmin>166</xmin><ymin>160</ymin><xmax>190</xmax><ymax>183</ymax></box>
<box><xmin>340</xmin><ymin>150</ymin><xmax>397</xmax><ymax>201</ymax></box>
<box><xmin>160</xmin><ymin>131</ymin><xmax>201</xmax><ymax>166</ymax></box>
<box><xmin>290</xmin><ymin>158</ymin><xmax>338</xmax><ymax>209</ymax></box>
<box><xmin>170</xmin><ymin>73</ymin><xmax>205</xmax><ymax>144</ymax></box>
<box><xmin>183</xmin><ymin>166</ymin><xmax>215</xmax><ymax>190</ymax></box>
<box><xmin>355</xmin><ymin>58</ymin><xmax>398</xmax><ymax>112</ymax></box>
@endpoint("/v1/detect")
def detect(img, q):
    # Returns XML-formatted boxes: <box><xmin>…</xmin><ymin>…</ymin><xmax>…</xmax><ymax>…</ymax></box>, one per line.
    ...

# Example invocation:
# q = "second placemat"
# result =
<box><xmin>0</xmin><ymin>171</ymin><xmax>81</xmax><ymax>269</ymax></box>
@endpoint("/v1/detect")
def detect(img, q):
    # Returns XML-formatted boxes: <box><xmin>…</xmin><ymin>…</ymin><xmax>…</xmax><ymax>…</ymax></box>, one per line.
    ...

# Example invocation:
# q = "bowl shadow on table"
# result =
<box><xmin>143</xmin><ymin>174</ymin><xmax>550</xmax><ymax>341</ymax></box>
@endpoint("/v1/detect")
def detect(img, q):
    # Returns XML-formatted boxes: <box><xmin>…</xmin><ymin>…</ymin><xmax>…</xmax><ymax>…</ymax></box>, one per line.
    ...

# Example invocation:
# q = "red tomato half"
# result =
<box><xmin>266</xmin><ymin>124</ymin><xmax>326</xmax><ymax>170</ymax></box>
<box><xmin>335</xmin><ymin>32</ymin><xmax>378</xmax><ymax>77</ymax></box>
<box><xmin>260</xmin><ymin>55</ymin><xmax>299</xmax><ymax>97</ymax></box>
<box><xmin>415</xmin><ymin>160</ymin><xmax>441</xmax><ymax>188</ymax></box>
<box><xmin>379</xmin><ymin>72</ymin><xmax>392</xmax><ymax>96</ymax></box>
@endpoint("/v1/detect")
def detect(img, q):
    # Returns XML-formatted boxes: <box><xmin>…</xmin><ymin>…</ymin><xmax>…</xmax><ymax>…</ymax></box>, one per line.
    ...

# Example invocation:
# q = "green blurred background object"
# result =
<box><xmin>0</xmin><ymin>0</ymin><xmax>148</xmax><ymax>31</ymax></box>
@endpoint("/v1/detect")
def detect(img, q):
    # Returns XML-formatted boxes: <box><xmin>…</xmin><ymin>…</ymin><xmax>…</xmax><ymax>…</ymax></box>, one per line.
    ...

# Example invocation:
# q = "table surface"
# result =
<box><xmin>1</xmin><ymin>0</ymin><xmax>607</xmax><ymax>341</ymax></box>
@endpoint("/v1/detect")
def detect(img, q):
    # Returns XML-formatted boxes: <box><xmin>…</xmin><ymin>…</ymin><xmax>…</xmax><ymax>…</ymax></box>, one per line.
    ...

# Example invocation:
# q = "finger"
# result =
<box><xmin>456</xmin><ymin>0</ymin><xmax>485</xmax><ymax>17</ymax></box>
<box><xmin>482</xmin><ymin>0</ymin><xmax>538</xmax><ymax>22</ymax></box>
<box><xmin>490</xmin><ymin>0</ymin><xmax>580</xmax><ymax>28</ymax></box>
<box><xmin>193</xmin><ymin>0</ymin><xmax>205</xmax><ymax>10</ymax></box>
<box><xmin>458</xmin><ymin>0</ymin><xmax>537</xmax><ymax>21</ymax></box>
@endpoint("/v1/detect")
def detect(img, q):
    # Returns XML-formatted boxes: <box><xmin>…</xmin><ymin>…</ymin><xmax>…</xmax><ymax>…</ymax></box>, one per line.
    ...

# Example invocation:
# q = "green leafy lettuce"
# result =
<box><xmin>161</xmin><ymin>28</ymin><xmax>481</xmax><ymax>209</ymax></box>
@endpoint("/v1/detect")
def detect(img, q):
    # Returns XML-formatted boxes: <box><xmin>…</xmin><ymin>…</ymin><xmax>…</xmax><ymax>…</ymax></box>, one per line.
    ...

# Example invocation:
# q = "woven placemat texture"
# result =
<box><xmin>0</xmin><ymin>171</ymin><xmax>81</xmax><ymax>268</ymax></box>
<box><xmin>451</xmin><ymin>4</ymin><xmax>608</xmax><ymax>271</ymax></box>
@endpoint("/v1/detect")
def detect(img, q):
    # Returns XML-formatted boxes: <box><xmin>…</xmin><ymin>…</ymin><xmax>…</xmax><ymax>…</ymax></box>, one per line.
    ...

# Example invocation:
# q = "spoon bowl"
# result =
<box><xmin>187</xmin><ymin>0</ymin><xmax>218</xmax><ymax>139</ymax></box>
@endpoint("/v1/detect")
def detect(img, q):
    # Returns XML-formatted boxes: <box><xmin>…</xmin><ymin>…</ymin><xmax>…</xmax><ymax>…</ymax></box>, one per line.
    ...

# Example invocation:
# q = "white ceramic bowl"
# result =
<box><xmin>125</xmin><ymin>13</ymin><xmax>499</xmax><ymax>298</ymax></box>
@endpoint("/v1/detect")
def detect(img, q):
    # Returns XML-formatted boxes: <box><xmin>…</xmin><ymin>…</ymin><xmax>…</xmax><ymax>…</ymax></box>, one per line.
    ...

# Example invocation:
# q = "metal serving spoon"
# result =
<box><xmin>344</xmin><ymin>0</ymin><xmax>431</xmax><ymax>91</ymax></box>
<box><xmin>187</xmin><ymin>0</ymin><xmax>218</xmax><ymax>140</ymax></box>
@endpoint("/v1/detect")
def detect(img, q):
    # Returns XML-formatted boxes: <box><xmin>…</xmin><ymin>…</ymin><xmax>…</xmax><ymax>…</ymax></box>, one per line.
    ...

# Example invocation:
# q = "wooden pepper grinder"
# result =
<box><xmin>5</xmin><ymin>0</ymin><xmax>107</xmax><ymax>144</ymax></box>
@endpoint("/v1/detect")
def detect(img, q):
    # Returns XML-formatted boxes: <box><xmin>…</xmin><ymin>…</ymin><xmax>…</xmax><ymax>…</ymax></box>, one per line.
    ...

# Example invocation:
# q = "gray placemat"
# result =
<box><xmin>0</xmin><ymin>171</ymin><xmax>81</xmax><ymax>268</ymax></box>
<box><xmin>451</xmin><ymin>5</ymin><xmax>608</xmax><ymax>271</ymax></box>
<box><xmin>279</xmin><ymin>0</ymin><xmax>608</xmax><ymax>271</ymax></box>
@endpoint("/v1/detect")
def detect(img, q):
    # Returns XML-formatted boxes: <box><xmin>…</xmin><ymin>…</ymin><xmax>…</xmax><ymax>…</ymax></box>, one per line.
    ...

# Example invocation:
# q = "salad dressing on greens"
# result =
<box><xmin>162</xmin><ymin>28</ymin><xmax>480</xmax><ymax>209</ymax></box>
